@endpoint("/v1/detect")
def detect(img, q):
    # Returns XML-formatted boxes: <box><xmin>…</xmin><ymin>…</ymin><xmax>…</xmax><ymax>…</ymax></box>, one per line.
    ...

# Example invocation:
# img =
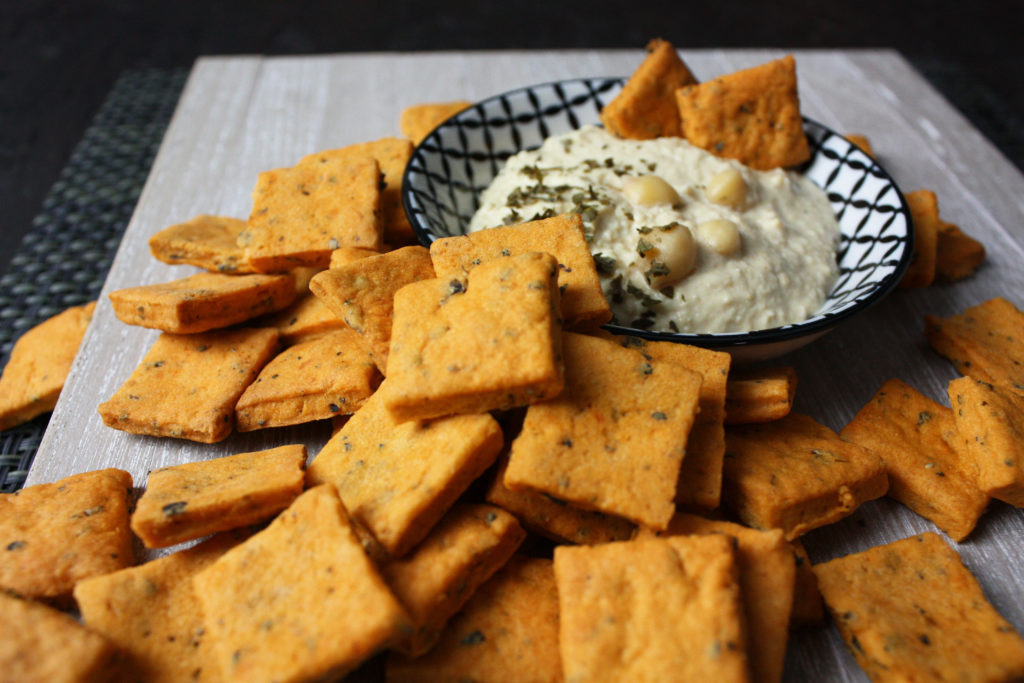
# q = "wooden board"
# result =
<box><xmin>30</xmin><ymin>50</ymin><xmax>1024</xmax><ymax>681</ymax></box>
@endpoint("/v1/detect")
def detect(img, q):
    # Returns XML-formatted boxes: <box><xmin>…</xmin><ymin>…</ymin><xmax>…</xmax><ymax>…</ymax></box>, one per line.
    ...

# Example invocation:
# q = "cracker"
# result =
<box><xmin>925</xmin><ymin>297</ymin><xmax>1024</xmax><ymax>390</ymax></box>
<box><xmin>554</xmin><ymin>535</ymin><xmax>750</xmax><ymax>682</ymax></box>
<box><xmin>725</xmin><ymin>365</ymin><xmax>797</xmax><ymax>425</ymax></box>
<box><xmin>108</xmin><ymin>271</ymin><xmax>299</xmax><ymax>334</ymax></box>
<box><xmin>429</xmin><ymin>213</ymin><xmax>612</xmax><ymax>329</ymax></box>
<box><xmin>949</xmin><ymin>376</ymin><xmax>1024</xmax><ymax>507</ymax></box>
<box><xmin>147</xmin><ymin>214</ymin><xmax>255</xmax><ymax>273</ymax></box>
<box><xmin>723</xmin><ymin>413</ymin><xmax>888</xmax><ymax>539</ymax></box>
<box><xmin>241</xmin><ymin>155</ymin><xmax>381</xmax><ymax>272</ymax></box>
<box><xmin>399</xmin><ymin>100</ymin><xmax>473</xmax><ymax>145</ymax></box>
<box><xmin>0</xmin><ymin>590</ymin><xmax>115</xmax><ymax>683</ymax></box>
<box><xmin>306</xmin><ymin>382</ymin><xmax>503</xmax><ymax>558</ymax></box>
<box><xmin>235</xmin><ymin>329</ymin><xmax>380</xmax><ymax>430</ymax></box>
<box><xmin>0</xmin><ymin>301</ymin><xmax>95</xmax><ymax>431</ymax></box>
<box><xmin>844</xmin><ymin>133</ymin><xmax>875</xmax><ymax>158</ymax></box>
<box><xmin>309</xmin><ymin>246</ymin><xmax>436</xmax><ymax>374</ymax></box>
<box><xmin>676</xmin><ymin>54</ymin><xmax>810</xmax><ymax>170</ymax></box>
<box><xmin>329</xmin><ymin>245</ymin><xmax>379</xmax><ymax>269</ymax></box>
<box><xmin>813</xmin><ymin>532</ymin><xmax>1024</xmax><ymax>683</ymax></box>
<box><xmin>0</xmin><ymin>468</ymin><xmax>133</xmax><ymax>602</ymax></box>
<box><xmin>98</xmin><ymin>327</ymin><xmax>279</xmax><ymax>443</ymax></box>
<box><xmin>385</xmin><ymin>252</ymin><xmax>564</xmax><ymax>421</ymax></box>
<box><xmin>257</xmin><ymin>292</ymin><xmax>346</xmax><ymax>346</ymax></box>
<box><xmin>382</xmin><ymin>503</ymin><xmax>525</xmax><ymax>656</ymax></box>
<box><xmin>899</xmin><ymin>189</ymin><xmax>940</xmax><ymax>288</ymax></box>
<box><xmin>789</xmin><ymin>538</ymin><xmax>825</xmax><ymax>627</ymax></box>
<box><xmin>935</xmin><ymin>219</ymin><xmax>985</xmax><ymax>283</ymax></box>
<box><xmin>130</xmin><ymin>445</ymin><xmax>306</xmax><ymax>548</ymax></box>
<box><xmin>840</xmin><ymin>378</ymin><xmax>988</xmax><ymax>541</ymax></box>
<box><xmin>504</xmin><ymin>332</ymin><xmax>702</xmax><ymax>530</ymax></box>
<box><xmin>600</xmin><ymin>38</ymin><xmax>697</xmax><ymax>139</ymax></box>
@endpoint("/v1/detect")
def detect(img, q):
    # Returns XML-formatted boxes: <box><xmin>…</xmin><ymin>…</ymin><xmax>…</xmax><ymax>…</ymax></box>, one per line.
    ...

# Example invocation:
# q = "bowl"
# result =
<box><xmin>401</xmin><ymin>77</ymin><xmax>913</xmax><ymax>362</ymax></box>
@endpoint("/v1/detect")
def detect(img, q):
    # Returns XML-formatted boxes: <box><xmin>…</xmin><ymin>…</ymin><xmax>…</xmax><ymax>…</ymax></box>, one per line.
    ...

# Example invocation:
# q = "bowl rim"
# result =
<box><xmin>402</xmin><ymin>76</ymin><xmax>914</xmax><ymax>348</ymax></box>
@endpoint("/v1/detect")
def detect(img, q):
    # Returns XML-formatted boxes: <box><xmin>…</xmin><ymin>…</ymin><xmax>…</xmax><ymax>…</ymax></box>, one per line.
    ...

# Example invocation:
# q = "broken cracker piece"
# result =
<box><xmin>936</xmin><ymin>219</ymin><xmax>985</xmax><ymax>283</ymax></box>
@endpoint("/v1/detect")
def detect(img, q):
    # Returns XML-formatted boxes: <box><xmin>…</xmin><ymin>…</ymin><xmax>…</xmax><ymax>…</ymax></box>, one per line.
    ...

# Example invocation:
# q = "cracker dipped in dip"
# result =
<box><xmin>468</xmin><ymin>125</ymin><xmax>840</xmax><ymax>334</ymax></box>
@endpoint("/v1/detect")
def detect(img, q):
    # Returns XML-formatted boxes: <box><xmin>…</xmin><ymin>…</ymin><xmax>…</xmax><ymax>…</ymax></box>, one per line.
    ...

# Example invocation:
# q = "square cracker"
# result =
<box><xmin>554</xmin><ymin>535</ymin><xmax>750</xmax><ymax>682</ymax></box>
<box><xmin>504</xmin><ymin>332</ymin><xmax>702</xmax><ymax>530</ymax></box>
<box><xmin>600</xmin><ymin>38</ymin><xmax>697</xmax><ymax>139</ymax></box>
<box><xmin>813</xmin><ymin>532</ymin><xmax>1024</xmax><ymax>683</ymax></box>
<box><xmin>257</xmin><ymin>293</ymin><xmax>346</xmax><ymax>346</ymax></box>
<box><xmin>329</xmin><ymin>245</ymin><xmax>379</xmax><ymax>269</ymax></box>
<box><xmin>130</xmin><ymin>445</ymin><xmax>306</xmax><ymax>548</ymax></box>
<box><xmin>723</xmin><ymin>413</ymin><xmax>888</xmax><ymax>539</ymax></box>
<box><xmin>385</xmin><ymin>251</ymin><xmax>564</xmax><ymax>422</ymax></box>
<box><xmin>676</xmin><ymin>54</ymin><xmax>810</xmax><ymax>170</ymax></box>
<box><xmin>98</xmin><ymin>327</ymin><xmax>279</xmax><ymax>443</ymax></box>
<box><xmin>936</xmin><ymin>219</ymin><xmax>985</xmax><ymax>282</ymax></box>
<box><xmin>147</xmin><ymin>214</ymin><xmax>255</xmax><ymax>274</ymax></box>
<box><xmin>400</xmin><ymin>100</ymin><xmax>473</xmax><ymax>145</ymax></box>
<box><xmin>306</xmin><ymin>382</ymin><xmax>504</xmax><ymax>558</ymax></box>
<box><xmin>193</xmin><ymin>485</ymin><xmax>409</xmax><ymax>682</ymax></box>
<box><xmin>0</xmin><ymin>468</ymin><xmax>133</xmax><ymax>602</ymax></box>
<box><xmin>108</xmin><ymin>271</ymin><xmax>299</xmax><ymax>334</ymax></box>
<box><xmin>899</xmin><ymin>189</ymin><xmax>940</xmax><ymax>289</ymax></box>
<box><xmin>386</xmin><ymin>556</ymin><xmax>562</xmax><ymax>683</ymax></box>
<box><xmin>0</xmin><ymin>301</ymin><xmax>95</xmax><ymax>431</ymax></box>
<box><xmin>925</xmin><ymin>297</ymin><xmax>1024</xmax><ymax>390</ymax></box>
<box><xmin>840</xmin><ymin>378</ymin><xmax>988</xmax><ymax>541</ymax></box>
<box><xmin>725</xmin><ymin>366</ymin><xmax>797</xmax><ymax>425</ymax></box>
<box><xmin>309</xmin><ymin>245</ymin><xmax>436</xmax><ymax>374</ymax></box>
<box><xmin>381</xmin><ymin>503</ymin><xmax>525</xmax><ymax>656</ymax></box>
<box><xmin>235</xmin><ymin>328</ymin><xmax>380</xmax><ymax>430</ymax></box>
<box><xmin>429</xmin><ymin>213</ymin><xmax>612</xmax><ymax>329</ymax></box>
<box><xmin>789</xmin><ymin>538</ymin><xmax>825</xmax><ymax>627</ymax></box>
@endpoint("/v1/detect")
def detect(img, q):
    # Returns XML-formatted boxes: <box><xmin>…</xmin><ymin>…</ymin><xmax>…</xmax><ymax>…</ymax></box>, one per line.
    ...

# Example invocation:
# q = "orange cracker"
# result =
<box><xmin>130</xmin><ymin>445</ymin><xmax>306</xmax><ymax>548</ymax></box>
<box><xmin>399</xmin><ymin>100</ymin><xmax>473</xmax><ymax>145</ymax></box>
<box><xmin>0</xmin><ymin>301</ymin><xmax>95</xmax><ymax>431</ymax></box>
<box><xmin>723</xmin><ymin>413</ymin><xmax>888</xmax><ymax>539</ymax></box>
<box><xmin>98</xmin><ymin>327</ymin><xmax>279</xmax><ymax>443</ymax></box>
<box><xmin>193</xmin><ymin>485</ymin><xmax>409</xmax><ymax>682</ymax></box>
<box><xmin>428</xmin><ymin>213</ymin><xmax>612</xmax><ymax>329</ymax></box>
<box><xmin>385</xmin><ymin>251</ymin><xmax>564</xmax><ymax>422</ymax></box>
<box><xmin>0</xmin><ymin>468</ymin><xmax>133</xmax><ymax>602</ymax></box>
<box><xmin>936</xmin><ymin>219</ymin><xmax>985</xmax><ymax>283</ymax></box>
<box><xmin>840</xmin><ymin>378</ymin><xmax>988</xmax><ymax>541</ymax></box>
<box><xmin>899</xmin><ymin>189</ymin><xmax>940</xmax><ymax>288</ymax></box>
<box><xmin>845</xmin><ymin>133</ymin><xmax>875</xmax><ymax>158</ymax></box>
<box><xmin>925</xmin><ymin>297</ymin><xmax>1024</xmax><ymax>389</ymax></box>
<box><xmin>504</xmin><ymin>332</ymin><xmax>702</xmax><ymax>530</ymax></box>
<box><xmin>554</xmin><ymin>535</ymin><xmax>750</xmax><ymax>682</ymax></box>
<box><xmin>725</xmin><ymin>365</ymin><xmax>797</xmax><ymax>425</ymax></box>
<box><xmin>676</xmin><ymin>54</ymin><xmax>810</xmax><ymax>170</ymax></box>
<box><xmin>309</xmin><ymin>245</ymin><xmax>436</xmax><ymax>374</ymax></box>
<box><xmin>600</xmin><ymin>38</ymin><xmax>697</xmax><ymax>139</ymax></box>
<box><xmin>257</xmin><ymin>292</ymin><xmax>346</xmax><ymax>346</ymax></box>
<box><xmin>242</xmin><ymin>155</ymin><xmax>381</xmax><ymax>272</ymax></box>
<box><xmin>306</xmin><ymin>382</ymin><xmax>503</xmax><ymax>558</ymax></box>
<box><xmin>381</xmin><ymin>503</ymin><xmax>525</xmax><ymax>656</ymax></box>
<box><xmin>813</xmin><ymin>532</ymin><xmax>1024</xmax><ymax>683</ymax></box>
<box><xmin>386</xmin><ymin>556</ymin><xmax>562</xmax><ymax>683</ymax></box>
<box><xmin>790</xmin><ymin>538</ymin><xmax>825</xmax><ymax>627</ymax></box>
<box><xmin>329</xmin><ymin>245</ymin><xmax>379</xmax><ymax>269</ymax></box>
<box><xmin>147</xmin><ymin>214</ymin><xmax>255</xmax><ymax>273</ymax></box>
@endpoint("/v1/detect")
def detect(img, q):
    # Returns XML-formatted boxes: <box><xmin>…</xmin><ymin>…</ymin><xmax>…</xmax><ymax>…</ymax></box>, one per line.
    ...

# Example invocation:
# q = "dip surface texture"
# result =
<box><xmin>469</xmin><ymin>126</ymin><xmax>840</xmax><ymax>333</ymax></box>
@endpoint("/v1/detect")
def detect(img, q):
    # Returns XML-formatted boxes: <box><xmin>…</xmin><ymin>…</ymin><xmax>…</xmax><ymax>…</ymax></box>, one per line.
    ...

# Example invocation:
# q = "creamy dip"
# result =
<box><xmin>468</xmin><ymin>125</ymin><xmax>840</xmax><ymax>333</ymax></box>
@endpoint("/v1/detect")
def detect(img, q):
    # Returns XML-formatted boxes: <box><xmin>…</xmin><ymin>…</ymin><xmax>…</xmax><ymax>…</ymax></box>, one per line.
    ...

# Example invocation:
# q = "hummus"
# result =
<box><xmin>468</xmin><ymin>125</ymin><xmax>840</xmax><ymax>333</ymax></box>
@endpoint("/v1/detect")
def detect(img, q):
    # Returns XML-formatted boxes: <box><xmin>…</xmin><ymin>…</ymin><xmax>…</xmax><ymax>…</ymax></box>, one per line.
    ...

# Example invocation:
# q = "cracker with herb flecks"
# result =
<box><xmin>386</xmin><ymin>556</ymin><xmax>562</xmax><ymax>683</ymax></box>
<box><xmin>600</xmin><ymin>38</ymin><xmax>697</xmax><ymax>140</ymax></box>
<box><xmin>399</xmin><ymin>100</ymin><xmax>473</xmax><ymax>145</ymax></box>
<box><xmin>0</xmin><ymin>468</ymin><xmax>133</xmax><ymax>602</ymax></box>
<box><xmin>108</xmin><ymin>271</ymin><xmax>299</xmax><ymax>334</ymax></box>
<box><xmin>429</xmin><ymin>213</ymin><xmax>612</xmax><ymax>330</ymax></box>
<box><xmin>900</xmin><ymin>189</ymin><xmax>940</xmax><ymax>288</ymax></box>
<box><xmin>936</xmin><ymin>219</ymin><xmax>985</xmax><ymax>283</ymax></box>
<box><xmin>329</xmin><ymin>245</ymin><xmax>379</xmax><ymax>269</ymax></box>
<box><xmin>504</xmin><ymin>332</ymin><xmax>702</xmax><ymax>530</ymax></box>
<box><xmin>723</xmin><ymin>413</ymin><xmax>888</xmax><ymax>540</ymax></box>
<box><xmin>813</xmin><ymin>532</ymin><xmax>1024</xmax><ymax>683</ymax></box>
<box><xmin>676</xmin><ymin>54</ymin><xmax>810</xmax><ymax>170</ymax></box>
<box><xmin>98</xmin><ymin>327</ymin><xmax>278</xmax><ymax>443</ymax></box>
<box><xmin>845</xmin><ymin>133</ymin><xmax>875</xmax><ymax>158</ymax></box>
<box><xmin>257</xmin><ymin>293</ymin><xmax>346</xmax><ymax>346</ymax></box>
<box><xmin>949</xmin><ymin>376</ymin><xmax>1024</xmax><ymax>507</ymax></box>
<box><xmin>789</xmin><ymin>538</ymin><xmax>825</xmax><ymax>627</ymax></box>
<box><xmin>0</xmin><ymin>590</ymin><xmax>116</xmax><ymax>683</ymax></box>
<box><xmin>147</xmin><ymin>214</ymin><xmax>255</xmax><ymax>274</ymax></box>
<box><xmin>555</xmin><ymin>535</ymin><xmax>750</xmax><ymax>682</ymax></box>
<box><xmin>306</xmin><ymin>382</ymin><xmax>503</xmax><ymax>558</ymax></box>
<box><xmin>235</xmin><ymin>329</ymin><xmax>380</xmax><ymax>430</ymax></box>
<box><xmin>0</xmin><ymin>301</ymin><xmax>95</xmax><ymax>431</ymax></box>
<box><xmin>241</xmin><ymin>155</ymin><xmax>381</xmax><ymax>272</ymax></box>
<box><xmin>840</xmin><ymin>378</ymin><xmax>988</xmax><ymax>541</ymax></box>
<box><xmin>130</xmin><ymin>445</ymin><xmax>306</xmax><ymax>548</ymax></box>
<box><xmin>925</xmin><ymin>297</ymin><xmax>1024</xmax><ymax>390</ymax></box>
<box><xmin>193</xmin><ymin>485</ymin><xmax>409</xmax><ymax>682</ymax></box>
<box><xmin>725</xmin><ymin>366</ymin><xmax>797</xmax><ymax>425</ymax></box>
<box><xmin>382</xmin><ymin>503</ymin><xmax>525</xmax><ymax>657</ymax></box>
<box><xmin>385</xmin><ymin>252</ymin><xmax>564</xmax><ymax>422</ymax></box>
<box><xmin>309</xmin><ymin>246</ymin><xmax>435</xmax><ymax>375</ymax></box>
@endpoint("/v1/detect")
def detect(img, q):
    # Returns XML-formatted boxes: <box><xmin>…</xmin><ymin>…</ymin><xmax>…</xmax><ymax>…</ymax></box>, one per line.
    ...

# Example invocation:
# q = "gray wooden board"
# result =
<box><xmin>30</xmin><ymin>50</ymin><xmax>1024</xmax><ymax>681</ymax></box>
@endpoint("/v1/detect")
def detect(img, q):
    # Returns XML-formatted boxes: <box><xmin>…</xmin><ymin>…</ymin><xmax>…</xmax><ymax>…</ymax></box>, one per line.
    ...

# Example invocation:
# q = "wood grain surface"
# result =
<box><xmin>29</xmin><ymin>50</ymin><xmax>1024</xmax><ymax>681</ymax></box>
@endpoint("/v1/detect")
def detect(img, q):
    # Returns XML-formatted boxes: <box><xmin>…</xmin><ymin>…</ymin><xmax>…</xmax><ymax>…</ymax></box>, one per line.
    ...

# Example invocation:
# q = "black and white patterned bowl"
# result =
<box><xmin>402</xmin><ymin>78</ymin><xmax>912</xmax><ymax>361</ymax></box>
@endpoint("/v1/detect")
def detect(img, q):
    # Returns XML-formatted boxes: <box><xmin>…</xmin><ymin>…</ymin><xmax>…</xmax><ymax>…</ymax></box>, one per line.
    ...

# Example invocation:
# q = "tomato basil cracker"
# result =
<box><xmin>147</xmin><ymin>214</ymin><xmax>255</xmax><ymax>274</ymax></box>
<box><xmin>900</xmin><ymin>189</ymin><xmax>940</xmax><ymax>289</ymax></box>
<box><xmin>400</xmin><ymin>100</ymin><xmax>474</xmax><ymax>145</ymax></box>
<box><xmin>258</xmin><ymin>293</ymin><xmax>346</xmax><ymax>346</ymax></box>
<box><xmin>725</xmin><ymin>365</ymin><xmax>797</xmax><ymax>425</ymax></box>
<box><xmin>845</xmin><ymin>133</ymin><xmax>875</xmax><ymax>158</ymax></box>
<box><xmin>936</xmin><ymin>219</ymin><xmax>985</xmax><ymax>282</ymax></box>
<box><xmin>790</xmin><ymin>538</ymin><xmax>825</xmax><ymax>627</ymax></box>
<box><xmin>925</xmin><ymin>297</ymin><xmax>1024</xmax><ymax>390</ymax></box>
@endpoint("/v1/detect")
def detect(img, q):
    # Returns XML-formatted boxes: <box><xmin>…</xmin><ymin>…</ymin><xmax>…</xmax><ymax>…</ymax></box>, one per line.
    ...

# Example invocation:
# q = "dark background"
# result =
<box><xmin>2</xmin><ymin>0</ymin><xmax>1022</xmax><ymax>276</ymax></box>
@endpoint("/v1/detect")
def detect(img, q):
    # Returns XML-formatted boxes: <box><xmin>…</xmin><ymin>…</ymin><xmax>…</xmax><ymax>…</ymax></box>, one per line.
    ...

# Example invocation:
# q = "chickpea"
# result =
<box><xmin>623</xmin><ymin>174</ymin><xmax>682</xmax><ymax>206</ymax></box>
<box><xmin>640</xmin><ymin>223</ymin><xmax>697</xmax><ymax>288</ymax></box>
<box><xmin>699</xmin><ymin>219</ymin><xmax>742</xmax><ymax>256</ymax></box>
<box><xmin>706</xmin><ymin>168</ymin><xmax>747</xmax><ymax>209</ymax></box>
